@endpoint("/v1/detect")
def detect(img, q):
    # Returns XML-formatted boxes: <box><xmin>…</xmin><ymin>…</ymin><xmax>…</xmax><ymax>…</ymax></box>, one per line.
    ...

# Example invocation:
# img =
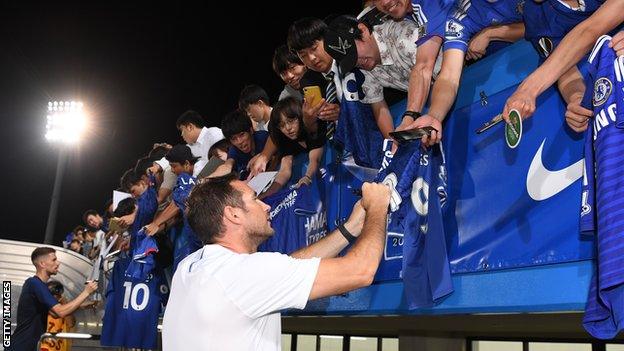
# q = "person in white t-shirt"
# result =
<box><xmin>176</xmin><ymin>110</ymin><xmax>224</xmax><ymax>177</ymax></box>
<box><xmin>162</xmin><ymin>173</ymin><xmax>390</xmax><ymax>351</ymax></box>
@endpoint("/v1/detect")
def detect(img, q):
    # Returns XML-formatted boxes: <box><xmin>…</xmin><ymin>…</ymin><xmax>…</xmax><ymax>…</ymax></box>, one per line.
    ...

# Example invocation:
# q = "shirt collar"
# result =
<box><xmin>373</xmin><ymin>27</ymin><xmax>393</xmax><ymax>66</ymax></box>
<box><xmin>194</xmin><ymin>127</ymin><xmax>208</xmax><ymax>145</ymax></box>
<box><xmin>323</xmin><ymin>60</ymin><xmax>340</xmax><ymax>79</ymax></box>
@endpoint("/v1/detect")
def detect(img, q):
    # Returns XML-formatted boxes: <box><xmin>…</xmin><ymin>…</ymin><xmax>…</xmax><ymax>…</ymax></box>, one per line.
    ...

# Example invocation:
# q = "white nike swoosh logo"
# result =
<box><xmin>526</xmin><ymin>139</ymin><xmax>584</xmax><ymax>201</ymax></box>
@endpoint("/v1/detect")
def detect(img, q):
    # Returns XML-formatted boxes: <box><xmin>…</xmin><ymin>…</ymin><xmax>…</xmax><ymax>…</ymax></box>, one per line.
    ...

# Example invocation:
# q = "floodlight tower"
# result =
<box><xmin>43</xmin><ymin>101</ymin><xmax>86</xmax><ymax>244</ymax></box>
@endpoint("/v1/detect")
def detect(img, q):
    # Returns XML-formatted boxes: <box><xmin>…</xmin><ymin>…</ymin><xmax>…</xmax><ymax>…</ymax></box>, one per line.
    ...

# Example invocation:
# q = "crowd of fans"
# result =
<box><xmin>47</xmin><ymin>0</ymin><xmax>624</xmax><ymax>346</ymax></box>
<box><xmin>54</xmin><ymin>0</ymin><xmax>624</xmax><ymax>274</ymax></box>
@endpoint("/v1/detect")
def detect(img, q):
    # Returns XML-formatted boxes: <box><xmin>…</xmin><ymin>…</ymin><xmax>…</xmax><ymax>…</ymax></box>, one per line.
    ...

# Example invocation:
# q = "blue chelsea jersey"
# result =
<box><xmin>581</xmin><ymin>35</ymin><xmax>624</xmax><ymax>340</ymax></box>
<box><xmin>408</xmin><ymin>0</ymin><xmax>456</xmax><ymax>44</ymax></box>
<box><xmin>444</xmin><ymin>0</ymin><xmax>524</xmax><ymax>52</ymax></box>
<box><xmin>375</xmin><ymin>141</ymin><xmax>453</xmax><ymax>308</ymax></box>
<box><xmin>258</xmin><ymin>178</ymin><xmax>327</xmax><ymax>254</ymax></box>
<box><xmin>524</xmin><ymin>0</ymin><xmax>604</xmax><ymax>61</ymax></box>
<box><xmin>101</xmin><ymin>255</ymin><xmax>168</xmax><ymax>349</ymax></box>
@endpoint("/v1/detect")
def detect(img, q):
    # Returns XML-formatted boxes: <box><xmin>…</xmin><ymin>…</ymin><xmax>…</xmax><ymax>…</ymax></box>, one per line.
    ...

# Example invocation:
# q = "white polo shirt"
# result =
<box><xmin>162</xmin><ymin>244</ymin><xmax>320</xmax><ymax>351</ymax></box>
<box><xmin>188</xmin><ymin>127</ymin><xmax>224</xmax><ymax>177</ymax></box>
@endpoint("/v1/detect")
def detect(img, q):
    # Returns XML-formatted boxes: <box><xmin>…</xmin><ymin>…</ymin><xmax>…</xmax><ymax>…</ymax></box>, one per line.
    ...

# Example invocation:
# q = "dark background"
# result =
<box><xmin>0</xmin><ymin>2</ymin><xmax>360</xmax><ymax>244</ymax></box>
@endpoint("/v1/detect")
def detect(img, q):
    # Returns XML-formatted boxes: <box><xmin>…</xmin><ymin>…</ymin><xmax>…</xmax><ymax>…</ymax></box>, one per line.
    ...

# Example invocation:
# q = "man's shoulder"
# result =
<box><xmin>23</xmin><ymin>276</ymin><xmax>44</xmax><ymax>288</ymax></box>
<box><xmin>199</xmin><ymin>126</ymin><xmax>225</xmax><ymax>142</ymax></box>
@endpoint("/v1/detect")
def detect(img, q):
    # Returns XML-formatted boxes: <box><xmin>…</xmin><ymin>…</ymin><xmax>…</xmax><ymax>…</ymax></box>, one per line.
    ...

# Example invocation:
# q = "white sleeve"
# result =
<box><xmin>361</xmin><ymin>70</ymin><xmax>385</xmax><ymax>104</ymax></box>
<box><xmin>94</xmin><ymin>230</ymin><xmax>105</xmax><ymax>248</ymax></box>
<box><xmin>206</xmin><ymin>127</ymin><xmax>225</xmax><ymax>148</ymax></box>
<box><xmin>161</xmin><ymin>169</ymin><xmax>177</xmax><ymax>190</ymax></box>
<box><xmin>216</xmin><ymin>252</ymin><xmax>320</xmax><ymax>319</ymax></box>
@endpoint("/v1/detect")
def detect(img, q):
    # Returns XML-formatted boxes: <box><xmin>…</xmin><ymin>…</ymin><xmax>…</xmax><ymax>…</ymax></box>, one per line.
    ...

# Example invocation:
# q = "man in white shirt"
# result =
<box><xmin>324</xmin><ymin>15</ymin><xmax>442</xmax><ymax>141</ymax></box>
<box><xmin>175</xmin><ymin>110</ymin><xmax>224</xmax><ymax>177</ymax></box>
<box><xmin>162</xmin><ymin>173</ymin><xmax>390</xmax><ymax>351</ymax></box>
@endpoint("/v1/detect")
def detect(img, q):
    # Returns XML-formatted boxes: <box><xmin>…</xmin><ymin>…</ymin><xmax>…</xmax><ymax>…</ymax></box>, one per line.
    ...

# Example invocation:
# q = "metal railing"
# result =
<box><xmin>36</xmin><ymin>332</ymin><xmax>98</xmax><ymax>351</ymax></box>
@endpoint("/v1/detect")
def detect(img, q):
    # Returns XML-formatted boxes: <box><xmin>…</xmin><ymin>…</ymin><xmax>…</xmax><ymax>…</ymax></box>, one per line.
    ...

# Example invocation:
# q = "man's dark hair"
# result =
<box><xmin>269</xmin><ymin>96</ymin><xmax>306</xmax><ymax>142</ymax></box>
<box><xmin>134</xmin><ymin>156</ymin><xmax>155</xmax><ymax>176</ymax></box>
<box><xmin>238</xmin><ymin>85</ymin><xmax>270</xmax><ymax>111</ymax></box>
<box><xmin>47</xmin><ymin>280</ymin><xmax>64</xmax><ymax>297</ymax></box>
<box><xmin>176</xmin><ymin>110</ymin><xmax>206</xmax><ymax>129</ymax></box>
<box><xmin>120</xmin><ymin>169</ymin><xmax>142</xmax><ymax>192</ymax></box>
<box><xmin>221</xmin><ymin>109</ymin><xmax>253</xmax><ymax>140</ymax></box>
<box><xmin>31</xmin><ymin>247</ymin><xmax>56</xmax><ymax>264</ymax></box>
<box><xmin>82</xmin><ymin>209</ymin><xmax>99</xmax><ymax>225</ymax></box>
<box><xmin>114</xmin><ymin>197</ymin><xmax>137</xmax><ymax>217</ymax></box>
<box><xmin>272</xmin><ymin>44</ymin><xmax>304</xmax><ymax>76</ymax></box>
<box><xmin>287</xmin><ymin>17</ymin><xmax>328</xmax><ymax>52</ymax></box>
<box><xmin>187</xmin><ymin>173</ymin><xmax>245</xmax><ymax>244</ymax></box>
<box><xmin>209</xmin><ymin>139</ymin><xmax>231</xmax><ymax>158</ymax></box>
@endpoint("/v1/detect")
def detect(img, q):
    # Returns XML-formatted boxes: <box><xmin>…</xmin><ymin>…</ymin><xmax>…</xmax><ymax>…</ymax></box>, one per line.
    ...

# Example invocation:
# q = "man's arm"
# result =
<box><xmin>405</xmin><ymin>37</ymin><xmax>443</xmax><ymax>118</ymax></box>
<box><xmin>503</xmin><ymin>0</ymin><xmax>624</xmax><ymax>120</ymax></box>
<box><xmin>144</xmin><ymin>202</ymin><xmax>180</xmax><ymax>236</ymax></box>
<box><xmin>157</xmin><ymin>187</ymin><xmax>172</xmax><ymax>205</ymax></box>
<box><xmin>247</xmin><ymin>136</ymin><xmax>278</xmax><ymax>178</ymax></box>
<box><xmin>466</xmin><ymin>23</ymin><xmax>525</xmax><ymax>60</ymax></box>
<box><xmin>50</xmin><ymin>281</ymin><xmax>97</xmax><ymax>318</ymax></box>
<box><xmin>296</xmin><ymin>147</ymin><xmax>324</xmax><ymax>187</ymax></box>
<box><xmin>291</xmin><ymin>200</ymin><xmax>365</xmax><ymax>259</ymax></box>
<box><xmin>407</xmin><ymin>48</ymin><xmax>466</xmax><ymax>146</ymax></box>
<box><xmin>259</xmin><ymin>155</ymin><xmax>293</xmax><ymax>199</ymax></box>
<box><xmin>558</xmin><ymin>66</ymin><xmax>593</xmax><ymax>132</ymax></box>
<box><xmin>558</xmin><ymin>65</ymin><xmax>586</xmax><ymax>104</ymax></box>
<box><xmin>307</xmin><ymin>183</ymin><xmax>390</xmax><ymax>300</ymax></box>
<box><xmin>371</xmin><ymin>100</ymin><xmax>396</xmax><ymax>139</ymax></box>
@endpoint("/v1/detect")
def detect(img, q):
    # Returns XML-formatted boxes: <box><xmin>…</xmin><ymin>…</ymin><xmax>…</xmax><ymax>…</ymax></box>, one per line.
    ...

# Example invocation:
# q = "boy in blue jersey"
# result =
<box><xmin>579</xmin><ymin>35</ymin><xmax>624</xmax><ymax>339</ymax></box>
<box><xmin>373</xmin><ymin>0</ymin><xmax>454</xmax><ymax>135</ymax></box>
<box><xmin>143</xmin><ymin>144</ymin><xmax>203</xmax><ymax>270</ymax></box>
<box><xmin>401</xmin><ymin>0</ymin><xmax>525</xmax><ymax>146</ymax></box>
<box><xmin>221</xmin><ymin>109</ymin><xmax>296</xmax><ymax>198</ymax></box>
<box><xmin>503</xmin><ymin>0</ymin><xmax>624</xmax><ymax>121</ymax></box>
<box><xmin>7</xmin><ymin>248</ymin><xmax>97</xmax><ymax>351</ymax></box>
<box><xmin>221</xmin><ymin>109</ymin><xmax>270</xmax><ymax>177</ymax></box>
<box><xmin>523</xmin><ymin>0</ymin><xmax>605</xmax><ymax>133</ymax></box>
<box><xmin>119</xmin><ymin>169</ymin><xmax>158</xmax><ymax>244</ymax></box>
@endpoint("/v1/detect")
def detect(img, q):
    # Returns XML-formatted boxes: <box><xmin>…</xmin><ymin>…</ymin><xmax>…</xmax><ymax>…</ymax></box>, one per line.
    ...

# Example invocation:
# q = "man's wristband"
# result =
<box><xmin>337</xmin><ymin>222</ymin><xmax>357</xmax><ymax>244</ymax></box>
<box><xmin>402</xmin><ymin>110</ymin><xmax>422</xmax><ymax>120</ymax></box>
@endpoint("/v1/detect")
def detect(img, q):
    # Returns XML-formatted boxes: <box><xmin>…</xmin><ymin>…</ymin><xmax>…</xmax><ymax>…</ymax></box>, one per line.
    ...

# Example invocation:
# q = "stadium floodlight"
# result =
<box><xmin>45</xmin><ymin>101</ymin><xmax>86</xmax><ymax>143</ymax></box>
<box><xmin>43</xmin><ymin>100</ymin><xmax>87</xmax><ymax>244</ymax></box>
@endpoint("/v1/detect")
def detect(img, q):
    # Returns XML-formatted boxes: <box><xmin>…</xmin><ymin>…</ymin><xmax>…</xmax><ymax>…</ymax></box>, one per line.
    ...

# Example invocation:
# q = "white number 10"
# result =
<box><xmin>122</xmin><ymin>282</ymin><xmax>149</xmax><ymax>311</ymax></box>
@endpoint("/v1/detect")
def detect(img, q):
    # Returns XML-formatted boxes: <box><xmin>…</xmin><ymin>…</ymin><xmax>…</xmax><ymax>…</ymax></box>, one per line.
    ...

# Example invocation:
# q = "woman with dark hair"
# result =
<box><xmin>268</xmin><ymin>96</ymin><xmax>325</xmax><ymax>189</ymax></box>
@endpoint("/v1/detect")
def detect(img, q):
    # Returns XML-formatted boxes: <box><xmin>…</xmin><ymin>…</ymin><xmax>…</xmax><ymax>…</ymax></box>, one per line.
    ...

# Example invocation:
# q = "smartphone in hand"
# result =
<box><xmin>389</xmin><ymin>126</ymin><xmax>437</xmax><ymax>144</ymax></box>
<box><xmin>303</xmin><ymin>85</ymin><xmax>323</xmax><ymax>108</ymax></box>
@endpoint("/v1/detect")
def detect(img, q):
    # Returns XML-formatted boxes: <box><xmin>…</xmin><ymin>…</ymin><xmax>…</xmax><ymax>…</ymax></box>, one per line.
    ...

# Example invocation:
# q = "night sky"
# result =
<box><xmin>0</xmin><ymin>2</ymin><xmax>359</xmax><ymax>244</ymax></box>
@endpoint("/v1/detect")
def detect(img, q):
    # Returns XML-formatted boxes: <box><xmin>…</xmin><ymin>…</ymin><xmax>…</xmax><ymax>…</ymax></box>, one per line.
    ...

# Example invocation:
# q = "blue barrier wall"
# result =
<box><xmin>290</xmin><ymin>40</ymin><xmax>594</xmax><ymax>316</ymax></box>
